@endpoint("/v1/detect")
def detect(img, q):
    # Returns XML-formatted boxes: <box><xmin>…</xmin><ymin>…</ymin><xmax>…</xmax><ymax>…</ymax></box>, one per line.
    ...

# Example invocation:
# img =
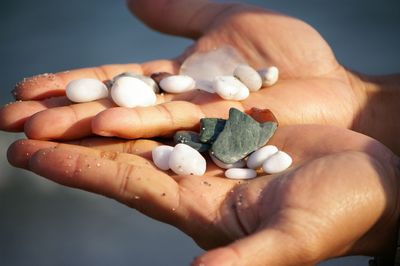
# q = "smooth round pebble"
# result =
<box><xmin>110</xmin><ymin>76</ymin><xmax>157</xmax><ymax>108</ymax></box>
<box><xmin>66</xmin><ymin>78</ymin><xmax>108</xmax><ymax>103</ymax></box>
<box><xmin>233</xmin><ymin>64</ymin><xmax>262</xmax><ymax>92</ymax></box>
<box><xmin>213</xmin><ymin>75</ymin><xmax>249</xmax><ymax>101</ymax></box>
<box><xmin>225</xmin><ymin>168</ymin><xmax>257</xmax><ymax>180</ymax></box>
<box><xmin>113</xmin><ymin>72</ymin><xmax>160</xmax><ymax>93</ymax></box>
<box><xmin>247</xmin><ymin>145</ymin><xmax>278</xmax><ymax>169</ymax></box>
<box><xmin>258</xmin><ymin>66</ymin><xmax>279</xmax><ymax>87</ymax></box>
<box><xmin>169</xmin><ymin>144</ymin><xmax>206</xmax><ymax>176</ymax></box>
<box><xmin>262</xmin><ymin>151</ymin><xmax>292</xmax><ymax>174</ymax></box>
<box><xmin>159</xmin><ymin>75</ymin><xmax>195</xmax><ymax>93</ymax></box>
<box><xmin>152</xmin><ymin>145</ymin><xmax>174</xmax><ymax>171</ymax></box>
<box><xmin>209</xmin><ymin>153</ymin><xmax>246</xmax><ymax>169</ymax></box>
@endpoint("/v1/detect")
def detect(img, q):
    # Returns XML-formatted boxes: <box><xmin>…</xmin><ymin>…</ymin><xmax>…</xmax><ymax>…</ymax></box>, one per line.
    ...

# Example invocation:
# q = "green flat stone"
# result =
<box><xmin>210</xmin><ymin>108</ymin><xmax>277</xmax><ymax>164</ymax></box>
<box><xmin>174</xmin><ymin>131</ymin><xmax>211</xmax><ymax>153</ymax></box>
<box><xmin>199</xmin><ymin>118</ymin><xmax>226</xmax><ymax>143</ymax></box>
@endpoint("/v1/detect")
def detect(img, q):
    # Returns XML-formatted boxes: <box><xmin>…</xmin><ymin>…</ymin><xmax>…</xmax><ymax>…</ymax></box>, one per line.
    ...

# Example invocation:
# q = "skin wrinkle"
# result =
<box><xmin>136</xmin><ymin>108</ymin><xmax>148</xmax><ymax>134</ymax></box>
<box><xmin>123</xmin><ymin>140</ymin><xmax>137</xmax><ymax>154</ymax></box>
<box><xmin>233</xmin><ymin>196</ymin><xmax>252</xmax><ymax>236</ymax></box>
<box><xmin>68</xmin><ymin>105</ymin><xmax>82</xmax><ymax>130</ymax></box>
<box><xmin>217</xmin><ymin>185</ymin><xmax>250</xmax><ymax>240</ymax></box>
<box><xmin>156</xmin><ymin>104</ymin><xmax>175</xmax><ymax>128</ymax></box>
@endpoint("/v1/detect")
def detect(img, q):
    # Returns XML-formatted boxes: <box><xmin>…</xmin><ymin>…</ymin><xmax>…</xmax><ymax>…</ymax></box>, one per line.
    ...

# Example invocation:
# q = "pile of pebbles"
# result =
<box><xmin>152</xmin><ymin>142</ymin><xmax>292</xmax><ymax>180</ymax></box>
<box><xmin>64</xmin><ymin>47</ymin><xmax>291</xmax><ymax>179</ymax></box>
<box><xmin>152</xmin><ymin>108</ymin><xmax>292</xmax><ymax>180</ymax></box>
<box><xmin>65</xmin><ymin>65</ymin><xmax>279</xmax><ymax>107</ymax></box>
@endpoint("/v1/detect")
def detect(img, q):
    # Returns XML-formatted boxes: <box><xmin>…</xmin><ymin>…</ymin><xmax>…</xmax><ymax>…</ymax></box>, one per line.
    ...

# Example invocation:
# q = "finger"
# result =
<box><xmin>26</xmin><ymin>147</ymin><xmax>181</xmax><ymax>223</ymax></box>
<box><xmin>192</xmin><ymin>229</ymin><xmax>317</xmax><ymax>266</ymax></box>
<box><xmin>24</xmin><ymin>99</ymin><xmax>115</xmax><ymax>140</ymax></box>
<box><xmin>7</xmin><ymin>138</ymin><xmax>162</xmax><ymax>169</ymax></box>
<box><xmin>23</xmin><ymin>90</ymin><xmax>178</xmax><ymax>140</ymax></box>
<box><xmin>127</xmin><ymin>0</ymin><xmax>235</xmax><ymax>39</ymax></box>
<box><xmin>0</xmin><ymin>96</ymin><xmax>71</xmax><ymax>132</ymax></box>
<box><xmin>14</xmin><ymin>60</ymin><xmax>178</xmax><ymax>101</ymax></box>
<box><xmin>92</xmin><ymin>101</ymin><xmax>206</xmax><ymax>139</ymax></box>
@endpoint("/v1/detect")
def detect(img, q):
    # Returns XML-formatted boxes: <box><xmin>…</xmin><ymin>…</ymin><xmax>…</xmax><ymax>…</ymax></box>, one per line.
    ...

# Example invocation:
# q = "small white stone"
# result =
<box><xmin>213</xmin><ymin>76</ymin><xmax>249</xmax><ymax>101</ymax></box>
<box><xmin>258</xmin><ymin>66</ymin><xmax>279</xmax><ymax>87</ymax></box>
<box><xmin>169</xmin><ymin>144</ymin><xmax>206</xmax><ymax>176</ymax></box>
<box><xmin>209</xmin><ymin>153</ymin><xmax>246</xmax><ymax>169</ymax></box>
<box><xmin>225</xmin><ymin>168</ymin><xmax>257</xmax><ymax>180</ymax></box>
<box><xmin>110</xmin><ymin>76</ymin><xmax>157</xmax><ymax>108</ymax></box>
<box><xmin>159</xmin><ymin>75</ymin><xmax>196</xmax><ymax>93</ymax></box>
<box><xmin>66</xmin><ymin>78</ymin><xmax>108</xmax><ymax>103</ymax></box>
<box><xmin>113</xmin><ymin>72</ymin><xmax>159</xmax><ymax>93</ymax></box>
<box><xmin>233</xmin><ymin>64</ymin><xmax>262</xmax><ymax>92</ymax></box>
<box><xmin>152</xmin><ymin>145</ymin><xmax>174</xmax><ymax>171</ymax></box>
<box><xmin>247</xmin><ymin>145</ymin><xmax>279</xmax><ymax>169</ymax></box>
<box><xmin>262</xmin><ymin>151</ymin><xmax>292</xmax><ymax>174</ymax></box>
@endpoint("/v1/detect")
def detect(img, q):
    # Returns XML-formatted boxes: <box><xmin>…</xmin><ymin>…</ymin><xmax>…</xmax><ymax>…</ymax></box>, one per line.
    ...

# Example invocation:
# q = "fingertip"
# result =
<box><xmin>14</xmin><ymin>73</ymin><xmax>65</xmax><ymax>100</ymax></box>
<box><xmin>127</xmin><ymin>0</ymin><xmax>228</xmax><ymax>39</ymax></box>
<box><xmin>7</xmin><ymin>139</ymin><xmax>55</xmax><ymax>169</ymax></box>
<box><xmin>0</xmin><ymin>100</ymin><xmax>56</xmax><ymax>132</ymax></box>
<box><xmin>0</xmin><ymin>104</ymin><xmax>21</xmax><ymax>132</ymax></box>
<box><xmin>7</xmin><ymin>139</ymin><xmax>27</xmax><ymax>168</ymax></box>
<box><xmin>23</xmin><ymin>111</ymin><xmax>51</xmax><ymax>140</ymax></box>
<box><xmin>92</xmin><ymin>107</ymin><xmax>133</xmax><ymax>138</ymax></box>
<box><xmin>192</xmin><ymin>247</ymin><xmax>237</xmax><ymax>266</ymax></box>
<box><xmin>0</xmin><ymin>102</ymin><xmax>31</xmax><ymax>132</ymax></box>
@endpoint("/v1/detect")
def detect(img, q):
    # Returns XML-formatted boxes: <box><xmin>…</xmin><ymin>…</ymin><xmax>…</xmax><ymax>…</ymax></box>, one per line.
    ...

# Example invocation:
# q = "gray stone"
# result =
<box><xmin>210</xmin><ymin>108</ymin><xmax>277</xmax><ymax>164</ymax></box>
<box><xmin>174</xmin><ymin>131</ymin><xmax>211</xmax><ymax>153</ymax></box>
<box><xmin>199</xmin><ymin>118</ymin><xmax>226</xmax><ymax>144</ymax></box>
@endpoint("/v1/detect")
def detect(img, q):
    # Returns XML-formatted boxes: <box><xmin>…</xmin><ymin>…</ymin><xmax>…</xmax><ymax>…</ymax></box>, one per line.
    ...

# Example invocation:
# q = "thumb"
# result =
<box><xmin>126</xmin><ymin>0</ymin><xmax>233</xmax><ymax>39</ymax></box>
<box><xmin>191</xmin><ymin>229</ymin><xmax>318</xmax><ymax>266</ymax></box>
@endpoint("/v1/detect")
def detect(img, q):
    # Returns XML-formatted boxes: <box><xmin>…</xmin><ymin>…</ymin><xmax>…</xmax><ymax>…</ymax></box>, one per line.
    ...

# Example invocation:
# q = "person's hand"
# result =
<box><xmin>0</xmin><ymin>0</ymin><xmax>366</xmax><ymax>142</ymax></box>
<box><xmin>7</xmin><ymin>125</ymin><xmax>400</xmax><ymax>265</ymax></box>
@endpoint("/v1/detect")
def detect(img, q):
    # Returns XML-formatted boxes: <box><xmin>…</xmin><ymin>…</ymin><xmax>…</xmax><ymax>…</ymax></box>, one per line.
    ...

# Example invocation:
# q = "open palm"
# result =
<box><xmin>8</xmin><ymin>125</ymin><xmax>399</xmax><ymax>265</ymax></box>
<box><xmin>0</xmin><ymin>0</ymin><xmax>364</xmax><ymax>141</ymax></box>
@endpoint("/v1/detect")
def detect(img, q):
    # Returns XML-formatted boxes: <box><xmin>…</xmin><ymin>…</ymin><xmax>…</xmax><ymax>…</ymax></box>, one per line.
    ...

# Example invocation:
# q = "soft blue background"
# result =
<box><xmin>0</xmin><ymin>0</ymin><xmax>399</xmax><ymax>265</ymax></box>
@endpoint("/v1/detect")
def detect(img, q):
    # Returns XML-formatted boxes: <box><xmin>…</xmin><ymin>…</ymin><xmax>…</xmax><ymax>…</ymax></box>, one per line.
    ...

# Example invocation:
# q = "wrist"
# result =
<box><xmin>348</xmin><ymin>70</ymin><xmax>400</xmax><ymax>155</ymax></box>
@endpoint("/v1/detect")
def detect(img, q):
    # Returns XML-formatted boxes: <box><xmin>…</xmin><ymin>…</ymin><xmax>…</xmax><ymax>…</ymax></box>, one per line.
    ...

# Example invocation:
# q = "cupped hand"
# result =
<box><xmin>7</xmin><ymin>125</ymin><xmax>400</xmax><ymax>265</ymax></box>
<box><xmin>0</xmin><ymin>0</ymin><xmax>365</xmax><ymax>141</ymax></box>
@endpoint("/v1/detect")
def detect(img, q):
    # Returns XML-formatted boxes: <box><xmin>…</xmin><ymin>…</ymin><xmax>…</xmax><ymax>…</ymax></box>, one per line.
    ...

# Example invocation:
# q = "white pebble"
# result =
<box><xmin>66</xmin><ymin>78</ymin><xmax>108</xmax><ymax>103</ymax></box>
<box><xmin>152</xmin><ymin>145</ymin><xmax>174</xmax><ymax>171</ymax></box>
<box><xmin>113</xmin><ymin>72</ymin><xmax>159</xmax><ymax>93</ymax></box>
<box><xmin>225</xmin><ymin>168</ymin><xmax>257</xmax><ymax>180</ymax></box>
<box><xmin>262</xmin><ymin>151</ymin><xmax>292</xmax><ymax>174</ymax></box>
<box><xmin>209</xmin><ymin>153</ymin><xmax>246</xmax><ymax>169</ymax></box>
<box><xmin>213</xmin><ymin>76</ymin><xmax>249</xmax><ymax>101</ymax></box>
<box><xmin>258</xmin><ymin>66</ymin><xmax>279</xmax><ymax>87</ymax></box>
<box><xmin>247</xmin><ymin>145</ymin><xmax>278</xmax><ymax>169</ymax></box>
<box><xmin>159</xmin><ymin>75</ymin><xmax>195</xmax><ymax>93</ymax></box>
<box><xmin>233</xmin><ymin>64</ymin><xmax>262</xmax><ymax>92</ymax></box>
<box><xmin>110</xmin><ymin>76</ymin><xmax>157</xmax><ymax>108</ymax></box>
<box><xmin>169</xmin><ymin>144</ymin><xmax>206</xmax><ymax>176</ymax></box>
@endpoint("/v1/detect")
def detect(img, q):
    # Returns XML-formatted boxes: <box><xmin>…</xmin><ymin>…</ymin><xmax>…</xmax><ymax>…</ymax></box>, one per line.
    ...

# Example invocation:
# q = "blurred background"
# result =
<box><xmin>0</xmin><ymin>0</ymin><xmax>399</xmax><ymax>265</ymax></box>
